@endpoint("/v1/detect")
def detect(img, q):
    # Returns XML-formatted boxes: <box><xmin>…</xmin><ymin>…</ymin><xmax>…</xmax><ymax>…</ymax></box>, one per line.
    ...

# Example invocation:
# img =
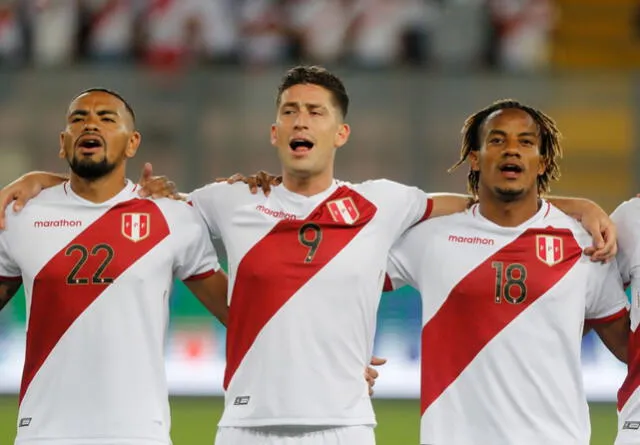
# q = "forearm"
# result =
<box><xmin>0</xmin><ymin>280</ymin><xmax>21</xmax><ymax>312</ymax></box>
<box><xmin>184</xmin><ymin>270</ymin><xmax>229</xmax><ymax>326</ymax></box>
<box><xmin>5</xmin><ymin>171</ymin><xmax>68</xmax><ymax>190</ymax></box>
<box><xmin>429</xmin><ymin>193</ymin><xmax>474</xmax><ymax>219</ymax></box>
<box><xmin>593</xmin><ymin>313</ymin><xmax>630</xmax><ymax>363</ymax></box>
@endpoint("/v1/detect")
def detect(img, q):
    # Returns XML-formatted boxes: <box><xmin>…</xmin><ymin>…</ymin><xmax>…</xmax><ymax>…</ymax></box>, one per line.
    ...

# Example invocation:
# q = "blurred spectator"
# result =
<box><xmin>29</xmin><ymin>0</ymin><xmax>80</xmax><ymax>67</ymax></box>
<box><xmin>287</xmin><ymin>0</ymin><xmax>356</xmax><ymax>65</ymax></box>
<box><xmin>239</xmin><ymin>0</ymin><xmax>290</xmax><ymax>68</ymax></box>
<box><xmin>82</xmin><ymin>0</ymin><xmax>143</xmax><ymax>63</ymax></box>
<box><xmin>349</xmin><ymin>0</ymin><xmax>433</xmax><ymax>68</ymax></box>
<box><xmin>488</xmin><ymin>0</ymin><xmax>557</xmax><ymax>72</ymax></box>
<box><xmin>195</xmin><ymin>0</ymin><xmax>238</xmax><ymax>64</ymax></box>
<box><xmin>0</xmin><ymin>0</ymin><xmax>24</xmax><ymax>66</ymax></box>
<box><xmin>431</xmin><ymin>0</ymin><xmax>488</xmax><ymax>70</ymax></box>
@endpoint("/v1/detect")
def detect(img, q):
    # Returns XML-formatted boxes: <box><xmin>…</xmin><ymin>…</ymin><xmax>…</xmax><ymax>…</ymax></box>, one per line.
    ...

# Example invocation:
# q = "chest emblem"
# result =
<box><xmin>536</xmin><ymin>234</ymin><xmax>563</xmax><ymax>266</ymax></box>
<box><xmin>326</xmin><ymin>197</ymin><xmax>359</xmax><ymax>225</ymax></box>
<box><xmin>122</xmin><ymin>213</ymin><xmax>150</xmax><ymax>242</ymax></box>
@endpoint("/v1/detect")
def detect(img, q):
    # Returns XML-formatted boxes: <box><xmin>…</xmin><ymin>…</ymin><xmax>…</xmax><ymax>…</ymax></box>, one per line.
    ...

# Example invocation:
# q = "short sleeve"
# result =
<box><xmin>611</xmin><ymin>199</ymin><xmax>640</xmax><ymax>287</ymax></box>
<box><xmin>379</xmin><ymin>180</ymin><xmax>432</xmax><ymax>233</ymax></box>
<box><xmin>187</xmin><ymin>183</ymin><xmax>224</xmax><ymax>239</ymax></box>
<box><xmin>584</xmin><ymin>259</ymin><xmax>629</xmax><ymax>323</ymax></box>
<box><xmin>0</xmin><ymin>229</ymin><xmax>21</xmax><ymax>279</ymax></box>
<box><xmin>386</xmin><ymin>224</ymin><xmax>427</xmax><ymax>290</ymax></box>
<box><xmin>173</xmin><ymin>205</ymin><xmax>221</xmax><ymax>281</ymax></box>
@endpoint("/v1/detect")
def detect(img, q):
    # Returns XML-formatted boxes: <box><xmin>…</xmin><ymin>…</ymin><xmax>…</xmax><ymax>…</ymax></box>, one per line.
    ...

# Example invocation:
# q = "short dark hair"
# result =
<box><xmin>71</xmin><ymin>88</ymin><xmax>136</xmax><ymax>124</ymax></box>
<box><xmin>449</xmin><ymin>99</ymin><xmax>562</xmax><ymax>197</ymax></box>
<box><xmin>276</xmin><ymin>65</ymin><xmax>349</xmax><ymax>118</ymax></box>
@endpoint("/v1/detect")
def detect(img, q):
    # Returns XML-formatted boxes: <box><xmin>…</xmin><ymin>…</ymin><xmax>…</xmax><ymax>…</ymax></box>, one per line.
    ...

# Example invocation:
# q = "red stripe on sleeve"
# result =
<box><xmin>586</xmin><ymin>307</ymin><xmax>628</xmax><ymax>326</ymax></box>
<box><xmin>383</xmin><ymin>273</ymin><xmax>393</xmax><ymax>292</ymax></box>
<box><xmin>184</xmin><ymin>269</ymin><xmax>216</xmax><ymax>282</ymax></box>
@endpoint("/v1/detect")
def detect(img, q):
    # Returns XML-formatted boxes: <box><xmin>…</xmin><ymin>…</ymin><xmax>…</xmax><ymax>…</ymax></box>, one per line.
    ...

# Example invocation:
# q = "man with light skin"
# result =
<box><xmin>0</xmin><ymin>68</ymin><xmax>618</xmax><ymax>445</ymax></box>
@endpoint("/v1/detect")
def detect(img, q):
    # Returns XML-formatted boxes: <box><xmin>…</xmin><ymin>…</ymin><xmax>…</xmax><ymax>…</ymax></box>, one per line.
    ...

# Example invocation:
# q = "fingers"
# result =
<box><xmin>138</xmin><ymin>176</ymin><xmax>176</xmax><ymax>199</ymax></box>
<box><xmin>13</xmin><ymin>194</ymin><xmax>28</xmax><ymax>213</ymax></box>
<box><xmin>0</xmin><ymin>192</ymin><xmax>12</xmax><ymax>230</ymax></box>
<box><xmin>370</xmin><ymin>356</ymin><xmax>387</xmax><ymax>366</ymax></box>
<box><xmin>138</xmin><ymin>162</ymin><xmax>153</xmax><ymax>185</ymax></box>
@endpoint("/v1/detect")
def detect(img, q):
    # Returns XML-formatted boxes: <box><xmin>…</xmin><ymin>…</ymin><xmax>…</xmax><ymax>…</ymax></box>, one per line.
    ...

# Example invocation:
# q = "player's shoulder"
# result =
<box><xmin>151</xmin><ymin>197</ymin><xmax>200</xmax><ymax>220</ymax></box>
<box><xmin>545</xmin><ymin>203</ymin><xmax>592</xmax><ymax>246</ymax></box>
<box><xmin>611</xmin><ymin>197</ymin><xmax>640</xmax><ymax>225</ymax></box>
<box><xmin>189</xmin><ymin>181</ymin><xmax>262</xmax><ymax>205</ymax></box>
<box><xmin>340</xmin><ymin>178</ymin><xmax>425</xmax><ymax>201</ymax></box>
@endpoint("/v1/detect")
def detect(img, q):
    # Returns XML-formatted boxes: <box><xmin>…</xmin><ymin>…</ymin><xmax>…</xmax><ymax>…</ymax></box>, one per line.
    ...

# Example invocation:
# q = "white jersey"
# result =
<box><xmin>0</xmin><ymin>181</ymin><xmax>219</xmax><ymax>445</ymax></box>
<box><xmin>387</xmin><ymin>201</ymin><xmax>628</xmax><ymax>445</ymax></box>
<box><xmin>611</xmin><ymin>198</ymin><xmax>640</xmax><ymax>445</ymax></box>
<box><xmin>189</xmin><ymin>179</ymin><xmax>431</xmax><ymax>427</ymax></box>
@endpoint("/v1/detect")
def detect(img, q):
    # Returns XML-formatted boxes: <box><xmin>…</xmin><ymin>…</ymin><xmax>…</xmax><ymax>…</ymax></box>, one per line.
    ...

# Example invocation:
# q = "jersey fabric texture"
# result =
<box><xmin>189</xmin><ymin>179</ymin><xmax>431</xmax><ymax>427</ymax></box>
<box><xmin>611</xmin><ymin>198</ymin><xmax>640</xmax><ymax>445</ymax></box>
<box><xmin>0</xmin><ymin>181</ymin><xmax>220</xmax><ymax>445</ymax></box>
<box><xmin>387</xmin><ymin>201</ymin><xmax>628</xmax><ymax>445</ymax></box>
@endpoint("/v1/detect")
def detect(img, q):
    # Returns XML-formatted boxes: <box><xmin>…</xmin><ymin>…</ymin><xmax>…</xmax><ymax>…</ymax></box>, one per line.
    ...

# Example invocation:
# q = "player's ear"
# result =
<box><xmin>335</xmin><ymin>123</ymin><xmax>350</xmax><ymax>149</ymax></box>
<box><xmin>270</xmin><ymin>123</ymin><xmax>277</xmax><ymax>147</ymax></box>
<box><xmin>58</xmin><ymin>132</ymin><xmax>66</xmax><ymax>159</ymax></box>
<box><xmin>125</xmin><ymin>131</ymin><xmax>142</xmax><ymax>158</ymax></box>
<box><xmin>469</xmin><ymin>150</ymin><xmax>480</xmax><ymax>172</ymax></box>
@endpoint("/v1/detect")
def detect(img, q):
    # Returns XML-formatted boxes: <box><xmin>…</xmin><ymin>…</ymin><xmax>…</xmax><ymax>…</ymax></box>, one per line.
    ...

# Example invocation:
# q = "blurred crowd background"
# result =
<box><xmin>0</xmin><ymin>0</ymin><xmax>561</xmax><ymax>71</ymax></box>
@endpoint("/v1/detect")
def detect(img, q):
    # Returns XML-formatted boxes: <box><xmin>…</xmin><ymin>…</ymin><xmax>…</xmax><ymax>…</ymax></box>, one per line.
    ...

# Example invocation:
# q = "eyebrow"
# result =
<box><xmin>68</xmin><ymin>109</ymin><xmax>120</xmax><ymax>119</ymax></box>
<box><xmin>281</xmin><ymin>102</ymin><xmax>326</xmax><ymax>110</ymax></box>
<box><xmin>487</xmin><ymin>129</ymin><xmax>538</xmax><ymax>138</ymax></box>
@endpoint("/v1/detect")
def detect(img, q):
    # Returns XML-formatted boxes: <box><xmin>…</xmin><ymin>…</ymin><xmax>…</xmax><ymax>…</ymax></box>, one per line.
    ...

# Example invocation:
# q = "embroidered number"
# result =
<box><xmin>65</xmin><ymin>243</ymin><xmax>115</xmax><ymax>285</ymax></box>
<box><xmin>491</xmin><ymin>261</ymin><xmax>527</xmax><ymax>304</ymax></box>
<box><xmin>298</xmin><ymin>223</ymin><xmax>322</xmax><ymax>263</ymax></box>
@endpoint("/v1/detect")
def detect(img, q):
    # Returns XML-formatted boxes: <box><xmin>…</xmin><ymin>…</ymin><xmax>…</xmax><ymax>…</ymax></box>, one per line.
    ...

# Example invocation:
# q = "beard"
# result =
<box><xmin>493</xmin><ymin>186</ymin><xmax>525</xmax><ymax>202</ymax></box>
<box><xmin>68</xmin><ymin>155</ymin><xmax>116</xmax><ymax>180</ymax></box>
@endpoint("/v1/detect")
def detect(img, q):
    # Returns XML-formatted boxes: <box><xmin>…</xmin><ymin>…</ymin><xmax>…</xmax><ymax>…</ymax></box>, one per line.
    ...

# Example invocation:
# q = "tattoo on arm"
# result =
<box><xmin>0</xmin><ymin>280</ymin><xmax>21</xmax><ymax>311</ymax></box>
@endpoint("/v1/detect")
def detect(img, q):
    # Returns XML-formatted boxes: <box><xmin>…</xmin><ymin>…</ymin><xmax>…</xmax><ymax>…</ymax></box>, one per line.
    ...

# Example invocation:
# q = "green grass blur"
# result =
<box><xmin>0</xmin><ymin>396</ymin><xmax>618</xmax><ymax>444</ymax></box>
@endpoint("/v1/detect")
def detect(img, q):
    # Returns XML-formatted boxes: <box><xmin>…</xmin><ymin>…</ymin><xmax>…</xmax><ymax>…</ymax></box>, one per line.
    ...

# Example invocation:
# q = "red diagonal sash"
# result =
<box><xmin>223</xmin><ymin>186</ymin><xmax>377</xmax><ymax>389</ymax></box>
<box><xmin>20</xmin><ymin>199</ymin><xmax>169</xmax><ymax>403</ymax></box>
<box><xmin>421</xmin><ymin>228</ymin><xmax>581</xmax><ymax>414</ymax></box>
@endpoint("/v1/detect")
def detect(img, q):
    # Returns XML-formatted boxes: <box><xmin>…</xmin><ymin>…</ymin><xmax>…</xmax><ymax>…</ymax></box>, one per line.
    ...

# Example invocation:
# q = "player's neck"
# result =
<box><xmin>477</xmin><ymin>193</ymin><xmax>541</xmax><ymax>227</ymax></box>
<box><xmin>281</xmin><ymin>171</ymin><xmax>334</xmax><ymax>197</ymax></box>
<box><xmin>69</xmin><ymin>173</ymin><xmax>128</xmax><ymax>203</ymax></box>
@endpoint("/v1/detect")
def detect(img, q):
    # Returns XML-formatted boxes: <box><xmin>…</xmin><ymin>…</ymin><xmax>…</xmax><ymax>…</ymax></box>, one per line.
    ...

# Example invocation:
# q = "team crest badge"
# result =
<box><xmin>327</xmin><ymin>197</ymin><xmax>359</xmax><ymax>225</ymax></box>
<box><xmin>122</xmin><ymin>213</ymin><xmax>150</xmax><ymax>242</ymax></box>
<box><xmin>536</xmin><ymin>235</ymin><xmax>563</xmax><ymax>266</ymax></box>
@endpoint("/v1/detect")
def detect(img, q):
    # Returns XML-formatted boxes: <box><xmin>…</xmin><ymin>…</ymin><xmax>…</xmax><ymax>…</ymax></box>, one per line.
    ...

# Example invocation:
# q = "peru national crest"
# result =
<box><xmin>536</xmin><ymin>235</ymin><xmax>563</xmax><ymax>266</ymax></box>
<box><xmin>122</xmin><ymin>213</ymin><xmax>150</xmax><ymax>242</ymax></box>
<box><xmin>327</xmin><ymin>197</ymin><xmax>359</xmax><ymax>225</ymax></box>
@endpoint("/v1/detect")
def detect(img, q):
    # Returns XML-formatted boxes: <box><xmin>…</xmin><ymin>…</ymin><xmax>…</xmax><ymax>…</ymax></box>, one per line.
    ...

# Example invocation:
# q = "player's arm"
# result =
<box><xmin>590</xmin><ymin>311</ymin><xmax>630</xmax><ymax>363</ymax></box>
<box><xmin>184</xmin><ymin>270</ymin><xmax>229</xmax><ymax>326</ymax></box>
<box><xmin>0</xmin><ymin>171</ymin><xmax>68</xmax><ymax>228</ymax></box>
<box><xmin>0</xmin><ymin>279</ymin><xmax>21</xmax><ymax>312</ymax></box>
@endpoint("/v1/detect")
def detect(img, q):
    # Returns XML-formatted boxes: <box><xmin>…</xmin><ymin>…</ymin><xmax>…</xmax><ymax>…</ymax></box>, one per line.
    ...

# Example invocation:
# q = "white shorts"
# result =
<box><xmin>215</xmin><ymin>425</ymin><xmax>375</xmax><ymax>445</ymax></box>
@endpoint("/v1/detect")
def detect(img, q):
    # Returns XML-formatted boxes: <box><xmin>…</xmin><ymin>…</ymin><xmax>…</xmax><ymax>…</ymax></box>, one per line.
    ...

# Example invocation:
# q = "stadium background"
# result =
<box><xmin>0</xmin><ymin>1</ymin><xmax>637</xmax><ymax>443</ymax></box>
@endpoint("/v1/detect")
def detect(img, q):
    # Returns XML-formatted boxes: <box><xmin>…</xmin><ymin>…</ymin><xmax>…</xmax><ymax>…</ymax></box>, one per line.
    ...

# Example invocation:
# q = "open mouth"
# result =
<box><xmin>77</xmin><ymin>136</ymin><xmax>104</xmax><ymax>150</ymax></box>
<box><xmin>289</xmin><ymin>139</ymin><xmax>314</xmax><ymax>153</ymax></box>
<box><xmin>499</xmin><ymin>164</ymin><xmax>523</xmax><ymax>174</ymax></box>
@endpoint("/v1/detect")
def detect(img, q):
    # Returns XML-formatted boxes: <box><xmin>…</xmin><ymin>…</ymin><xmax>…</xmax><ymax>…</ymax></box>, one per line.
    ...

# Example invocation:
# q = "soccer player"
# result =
<box><xmin>0</xmin><ymin>88</ymin><xmax>229</xmax><ymax>445</ymax></box>
<box><xmin>0</xmin><ymin>68</ymin><xmax>619</xmax><ymax>445</ymax></box>
<box><xmin>612</xmin><ymin>197</ymin><xmax>640</xmax><ymax>444</ymax></box>
<box><xmin>385</xmin><ymin>99</ymin><xmax>630</xmax><ymax>445</ymax></box>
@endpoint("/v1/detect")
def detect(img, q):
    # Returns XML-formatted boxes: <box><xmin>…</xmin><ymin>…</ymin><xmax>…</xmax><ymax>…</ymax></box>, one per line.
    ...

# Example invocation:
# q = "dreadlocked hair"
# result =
<box><xmin>448</xmin><ymin>99</ymin><xmax>562</xmax><ymax>198</ymax></box>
